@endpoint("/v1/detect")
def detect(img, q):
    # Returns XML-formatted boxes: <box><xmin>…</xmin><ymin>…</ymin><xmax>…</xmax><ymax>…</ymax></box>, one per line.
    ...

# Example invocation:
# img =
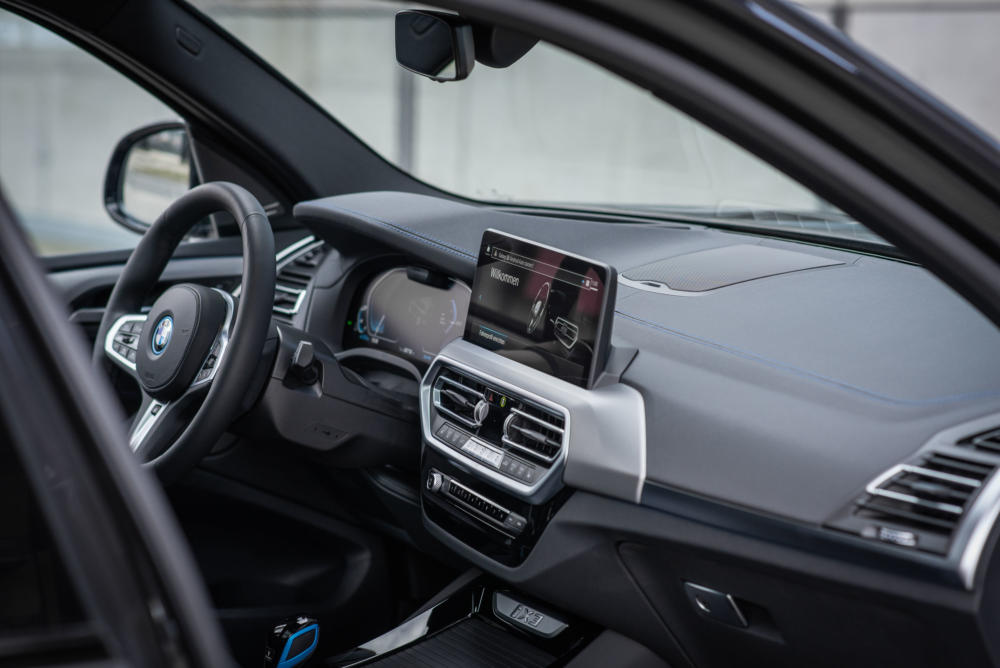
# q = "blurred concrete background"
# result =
<box><xmin>1</xmin><ymin>0</ymin><xmax>997</xmax><ymax>255</ymax></box>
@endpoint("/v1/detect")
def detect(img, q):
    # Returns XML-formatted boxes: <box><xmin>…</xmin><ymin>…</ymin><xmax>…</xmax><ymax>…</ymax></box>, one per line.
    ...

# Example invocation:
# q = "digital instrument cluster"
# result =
<box><xmin>344</xmin><ymin>267</ymin><xmax>471</xmax><ymax>365</ymax></box>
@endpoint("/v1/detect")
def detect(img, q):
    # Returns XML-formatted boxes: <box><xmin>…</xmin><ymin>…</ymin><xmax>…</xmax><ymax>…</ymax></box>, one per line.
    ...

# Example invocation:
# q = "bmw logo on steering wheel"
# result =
<box><xmin>151</xmin><ymin>315</ymin><xmax>174</xmax><ymax>356</ymax></box>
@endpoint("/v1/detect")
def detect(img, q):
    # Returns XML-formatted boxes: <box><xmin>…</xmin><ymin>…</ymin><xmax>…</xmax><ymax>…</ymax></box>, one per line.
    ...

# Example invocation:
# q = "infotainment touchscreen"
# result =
<box><xmin>463</xmin><ymin>229</ymin><xmax>617</xmax><ymax>388</ymax></box>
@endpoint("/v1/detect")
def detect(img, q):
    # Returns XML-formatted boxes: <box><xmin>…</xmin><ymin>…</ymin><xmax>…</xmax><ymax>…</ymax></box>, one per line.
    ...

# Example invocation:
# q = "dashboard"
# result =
<box><xmin>245</xmin><ymin>189</ymin><xmax>1000</xmax><ymax>667</ymax></box>
<box><xmin>343</xmin><ymin>267</ymin><xmax>471</xmax><ymax>367</ymax></box>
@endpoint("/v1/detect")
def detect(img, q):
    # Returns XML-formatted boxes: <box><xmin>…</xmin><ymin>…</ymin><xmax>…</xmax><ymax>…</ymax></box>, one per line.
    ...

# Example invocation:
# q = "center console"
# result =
<box><xmin>419</xmin><ymin>230</ymin><xmax>644</xmax><ymax>567</ymax></box>
<box><xmin>420</xmin><ymin>356</ymin><xmax>573</xmax><ymax>565</ymax></box>
<box><xmin>326</xmin><ymin>577</ymin><xmax>598</xmax><ymax>667</ymax></box>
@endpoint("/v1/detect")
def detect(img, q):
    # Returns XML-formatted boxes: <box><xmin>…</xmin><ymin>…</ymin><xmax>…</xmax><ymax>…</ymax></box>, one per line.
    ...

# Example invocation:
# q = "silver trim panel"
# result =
<box><xmin>421</xmin><ymin>339</ymin><xmax>646</xmax><ymax>503</ymax></box>
<box><xmin>104</xmin><ymin>314</ymin><xmax>147</xmax><ymax>371</ymax></box>
<box><xmin>130</xmin><ymin>400</ymin><xmax>166</xmax><ymax>451</ymax></box>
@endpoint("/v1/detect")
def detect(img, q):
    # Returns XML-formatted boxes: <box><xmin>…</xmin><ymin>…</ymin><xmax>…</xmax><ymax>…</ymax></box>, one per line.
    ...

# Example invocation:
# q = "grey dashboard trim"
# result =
<box><xmin>422</xmin><ymin>339</ymin><xmax>646</xmax><ymax>504</ymax></box>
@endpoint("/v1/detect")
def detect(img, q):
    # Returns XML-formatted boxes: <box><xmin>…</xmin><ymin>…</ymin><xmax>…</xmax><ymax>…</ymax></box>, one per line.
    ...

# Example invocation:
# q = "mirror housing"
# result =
<box><xmin>395</xmin><ymin>10</ymin><xmax>475</xmax><ymax>82</ymax></box>
<box><xmin>104</xmin><ymin>122</ymin><xmax>197</xmax><ymax>232</ymax></box>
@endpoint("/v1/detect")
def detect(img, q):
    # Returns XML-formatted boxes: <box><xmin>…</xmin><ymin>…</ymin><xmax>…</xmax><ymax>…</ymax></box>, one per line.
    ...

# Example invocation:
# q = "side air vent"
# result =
<box><xmin>432</xmin><ymin>368</ymin><xmax>487</xmax><ymax>429</ymax></box>
<box><xmin>835</xmin><ymin>452</ymin><xmax>995</xmax><ymax>554</ymax></box>
<box><xmin>273</xmin><ymin>242</ymin><xmax>326</xmax><ymax>319</ymax></box>
<box><xmin>960</xmin><ymin>428</ymin><xmax>1000</xmax><ymax>455</ymax></box>
<box><xmin>503</xmin><ymin>404</ymin><xmax>565</xmax><ymax>462</ymax></box>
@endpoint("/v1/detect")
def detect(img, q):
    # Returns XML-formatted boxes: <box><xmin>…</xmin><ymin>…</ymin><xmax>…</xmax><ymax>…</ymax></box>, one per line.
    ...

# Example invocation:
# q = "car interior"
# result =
<box><xmin>3</xmin><ymin>0</ymin><xmax>1000</xmax><ymax>666</ymax></box>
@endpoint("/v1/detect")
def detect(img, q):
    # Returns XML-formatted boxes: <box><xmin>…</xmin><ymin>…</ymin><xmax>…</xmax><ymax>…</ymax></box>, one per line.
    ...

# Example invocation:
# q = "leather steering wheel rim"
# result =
<box><xmin>94</xmin><ymin>182</ymin><xmax>275</xmax><ymax>483</ymax></box>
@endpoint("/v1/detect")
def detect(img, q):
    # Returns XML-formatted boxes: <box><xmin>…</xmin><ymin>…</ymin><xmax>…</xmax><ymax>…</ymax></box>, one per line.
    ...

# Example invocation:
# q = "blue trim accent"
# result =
<box><xmin>615</xmin><ymin>310</ymin><xmax>1000</xmax><ymax>407</ymax></box>
<box><xmin>277</xmin><ymin>624</ymin><xmax>319</xmax><ymax>668</ymax></box>
<box><xmin>151</xmin><ymin>315</ymin><xmax>173</xmax><ymax>356</ymax></box>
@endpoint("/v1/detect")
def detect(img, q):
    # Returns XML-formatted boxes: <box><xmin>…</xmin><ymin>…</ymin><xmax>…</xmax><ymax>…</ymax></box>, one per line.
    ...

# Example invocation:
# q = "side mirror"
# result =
<box><xmin>395</xmin><ymin>10</ymin><xmax>475</xmax><ymax>82</ymax></box>
<box><xmin>104</xmin><ymin>122</ymin><xmax>196</xmax><ymax>232</ymax></box>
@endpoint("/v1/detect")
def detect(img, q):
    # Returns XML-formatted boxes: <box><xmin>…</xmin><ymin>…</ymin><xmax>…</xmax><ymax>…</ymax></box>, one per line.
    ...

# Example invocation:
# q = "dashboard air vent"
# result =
<box><xmin>273</xmin><ymin>242</ymin><xmax>326</xmax><ymax>319</ymax></box>
<box><xmin>433</xmin><ymin>368</ymin><xmax>487</xmax><ymax>429</ymax></box>
<box><xmin>845</xmin><ymin>452</ymin><xmax>995</xmax><ymax>553</ymax></box>
<box><xmin>960</xmin><ymin>428</ymin><xmax>1000</xmax><ymax>455</ymax></box>
<box><xmin>502</xmin><ymin>403</ymin><xmax>565</xmax><ymax>463</ymax></box>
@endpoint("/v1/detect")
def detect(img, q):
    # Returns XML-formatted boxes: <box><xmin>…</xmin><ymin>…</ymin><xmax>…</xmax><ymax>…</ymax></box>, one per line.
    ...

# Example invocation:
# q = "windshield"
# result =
<box><xmin>190</xmin><ymin>0</ymin><xmax>883</xmax><ymax>245</ymax></box>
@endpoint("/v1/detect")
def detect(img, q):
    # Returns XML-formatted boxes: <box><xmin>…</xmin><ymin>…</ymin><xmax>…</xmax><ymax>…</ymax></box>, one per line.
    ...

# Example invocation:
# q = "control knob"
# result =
<box><xmin>426</xmin><ymin>471</ymin><xmax>444</xmax><ymax>493</ymax></box>
<box><xmin>473</xmin><ymin>398</ymin><xmax>490</xmax><ymax>425</ymax></box>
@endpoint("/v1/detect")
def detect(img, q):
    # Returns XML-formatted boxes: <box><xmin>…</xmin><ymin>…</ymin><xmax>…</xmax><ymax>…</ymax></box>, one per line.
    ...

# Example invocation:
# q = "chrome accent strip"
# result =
<box><xmin>510</xmin><ymin>406</ymin><xmax>565</xmax><ymax>434</ymax></box>
<box><xmin>900</xmin><ymin>464</ymin><xmax>981</xmax><ymax>488</ymax></box>
<box><xmin>421</xmin><ymin>339</ymin><xmax>646</xmax><ymax>503</ymax></box>
<box><xmin>275</xmin><ymin>235</ymin><xmax>317</xmax><ymax>264</ymax></box>
<box><xmin>971</xmin><ymin>429</ymin><xmax>1000</xmax><ymax>450</ymax></box>
<box><xmin>130</xmin><ymin>400</ymin><xmax>165</xmax><ymax>451</ymax></box>
<box><xmin>501</xmin><ymin>435</ymin><xmax>560</xmax><ymax>463</ymax></box>
<box><xmin>438</xmin><ymin>374</ymin><xmax>484</xmax><ymax>396</ymax></box>
<box><xmin>866</xmin><ymin>488</ymin><xmax>963</xmax><ymax>515</ymax></box>
<box><xmin>620</xmin><ymin>275</ymin><xmax>719</xmax><ymax>297</ymax></box>
<box><xmin>104</xmin><ymin>314</ymin><xmax>147</xmax><ymax>371</ymax></box>
<box><xmin>434</xmin><ymin>402</ymin><xmax>481</xmax><ymax>430</ymax></box>
<box><xmin>272</xmin><ymin>285</ymin><xmax>307</xmax><ymax>316</ymax></box>
<box><xmin>431</xmin><ymin>373</ymin><xmax>485</xmax><ymax>428</ymax></box>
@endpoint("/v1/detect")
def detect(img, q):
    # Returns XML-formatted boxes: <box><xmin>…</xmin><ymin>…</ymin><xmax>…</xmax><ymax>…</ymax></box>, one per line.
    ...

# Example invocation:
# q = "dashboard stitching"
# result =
<box><xmin>615</xmin><ymin>310</ymin><xmax>1000</xmax><ymax>407</ymax></box>
<box><xmin>320</xmin><ymin>203</ymin><xmax>477</xmax><ymax>259</ymax></box>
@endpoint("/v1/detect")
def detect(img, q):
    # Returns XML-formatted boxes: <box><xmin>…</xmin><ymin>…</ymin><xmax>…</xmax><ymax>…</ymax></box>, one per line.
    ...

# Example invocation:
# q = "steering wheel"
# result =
<box><xmin>94</xmin><ymin>182</ymin><xmax>275</xmax><ymax>482</ymax></box>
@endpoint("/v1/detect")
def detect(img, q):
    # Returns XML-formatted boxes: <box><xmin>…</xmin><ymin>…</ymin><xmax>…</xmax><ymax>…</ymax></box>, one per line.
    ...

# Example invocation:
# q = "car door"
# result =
<box><xmin>0</xmin><ymin>184</ymin><xmax>233</xmax><ymax>666</ymax></box>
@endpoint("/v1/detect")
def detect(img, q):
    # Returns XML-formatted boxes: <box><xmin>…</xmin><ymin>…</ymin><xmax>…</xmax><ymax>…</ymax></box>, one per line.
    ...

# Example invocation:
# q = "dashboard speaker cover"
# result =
<box><xmin>622</xmin><ymin>244</ymin><xmax>844</xmax><ymax>292</ymax></box>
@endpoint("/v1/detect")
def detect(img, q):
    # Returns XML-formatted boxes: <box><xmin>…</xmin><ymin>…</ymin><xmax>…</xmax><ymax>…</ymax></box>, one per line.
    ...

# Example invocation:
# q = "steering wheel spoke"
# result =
<box><xmin>103</xmin><ymin>313</ymin><xmax>148</xmax><ymax>377</ymax></box>
<box><xmin>129</xmin><ymin>389</ymin><xmax>202</xmax><ymax>460</ymax></box>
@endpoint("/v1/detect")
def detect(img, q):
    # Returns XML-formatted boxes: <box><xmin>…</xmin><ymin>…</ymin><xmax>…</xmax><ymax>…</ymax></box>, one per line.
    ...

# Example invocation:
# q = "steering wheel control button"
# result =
<box><xmin>136</xmin><ymin>284</ymin><xmax>229</xmax><ymax>401</ymax></box>
<box><xmin>683</xmin><ymin>582</ymin><xmax>748</xmax><ymax>628</ymax></box>
<box><xmin>114</xmin><ymin>330</ymin><xmax>140</xmax><ymax>349</ymax></box>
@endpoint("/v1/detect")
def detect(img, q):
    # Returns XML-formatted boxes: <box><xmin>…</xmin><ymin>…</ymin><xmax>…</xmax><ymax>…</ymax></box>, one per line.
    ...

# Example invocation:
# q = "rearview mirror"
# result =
<box><xmin>395</xmin><ymin>10</ymin><xmax>475</xmax><ymax>82</ymax></box>
<box><xmin>104</xmin><ymin>122</ymin><xmax>196</xmax><ymax>232</ymax></box>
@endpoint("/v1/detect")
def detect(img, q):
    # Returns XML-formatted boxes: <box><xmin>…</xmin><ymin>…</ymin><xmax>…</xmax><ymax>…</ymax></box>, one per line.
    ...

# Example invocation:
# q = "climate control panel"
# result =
<box><xmin>425</xmin><ymin>364</ymin><xmax>568</xmax><ymax>497</ymax></box>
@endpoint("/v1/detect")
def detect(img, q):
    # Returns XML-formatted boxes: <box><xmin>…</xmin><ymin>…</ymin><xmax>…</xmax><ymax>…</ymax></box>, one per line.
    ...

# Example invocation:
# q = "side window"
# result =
<box><xmin>0</xmin><ymin>8</ymin><xmax>179</xmax><ymax>256</ymax></box>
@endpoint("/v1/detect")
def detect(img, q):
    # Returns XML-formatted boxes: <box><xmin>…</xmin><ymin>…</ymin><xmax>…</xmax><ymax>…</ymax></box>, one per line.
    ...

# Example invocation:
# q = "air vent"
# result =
<box><xmin>433</xmin><ymin>368</ymin><xmax>487</xmax><ymax>428</ymax></box>
<box><xmin>844</xmin><ymin>452</ymin><xmax>995</xmax><ymax>554</ymax></box>
<box><xmin>960</xmin><ymin>428</ymin><xmax>1000</xmax><ymax>455</ymax></box>
<box><xmin>502</xmin><ymin>403</ymin><xmax>565</xmax><ymax>462</ymax></box>
<box><xmin>273</xmin><ymin>242</ymin><xmax>326</xmax><ymax>319</ymax></box>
